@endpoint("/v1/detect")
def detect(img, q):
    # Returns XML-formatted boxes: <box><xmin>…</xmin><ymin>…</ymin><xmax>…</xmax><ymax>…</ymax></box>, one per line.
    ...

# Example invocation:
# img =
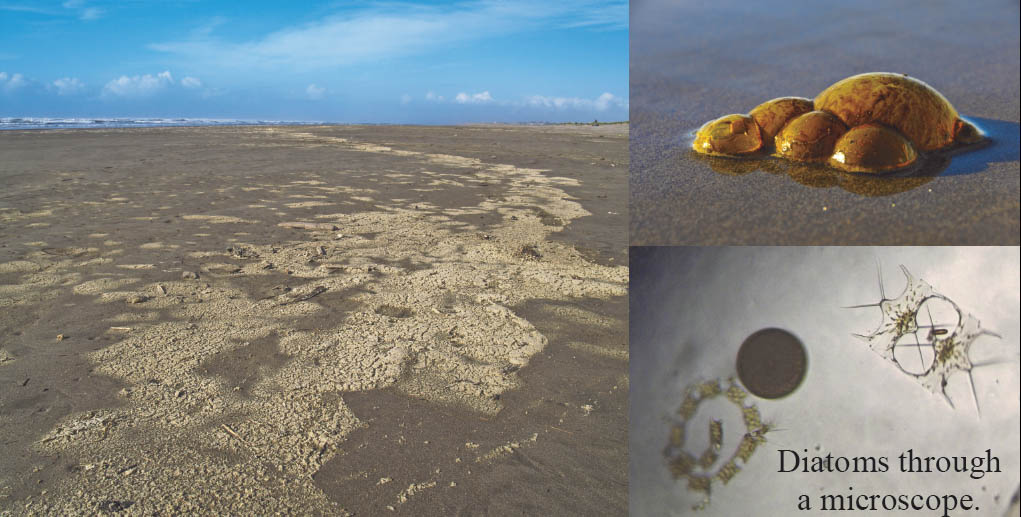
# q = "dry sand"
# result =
<box><xmin>0</xmin><ymin>124</ymin><xmax>628</xmax><ymax>515</ymax></box>
<box><xmin>630</xmin><ymin>0</ymin><xmax>1020</xmax><ymax>245</ymax></box>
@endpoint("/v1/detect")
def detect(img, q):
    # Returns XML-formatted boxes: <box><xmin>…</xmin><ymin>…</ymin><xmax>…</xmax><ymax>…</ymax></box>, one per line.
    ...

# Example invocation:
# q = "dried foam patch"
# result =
<box><xmin>32</xmin><ymin>128</ymin><xmax>627</xmax><ymax>514</ymax></box>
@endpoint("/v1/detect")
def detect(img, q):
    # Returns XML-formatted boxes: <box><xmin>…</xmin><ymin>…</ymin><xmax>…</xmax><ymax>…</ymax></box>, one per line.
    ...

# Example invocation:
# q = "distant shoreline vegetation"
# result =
<box><xmin>1</xmin><ymin>117</ymin><xmax>627</xmax><ymax>130</ymax></box>
<box><xmin>555</xmin><ymin>120</ymin><xmax>629</xmax><ymax>126</ymax></box>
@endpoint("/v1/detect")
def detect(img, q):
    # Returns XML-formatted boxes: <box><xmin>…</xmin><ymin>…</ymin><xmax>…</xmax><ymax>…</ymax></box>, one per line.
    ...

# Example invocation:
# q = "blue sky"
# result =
<box><xmin>0</xmin><ymin>1</ymin><xmax>628</xmax><ymax>123</ymax></box>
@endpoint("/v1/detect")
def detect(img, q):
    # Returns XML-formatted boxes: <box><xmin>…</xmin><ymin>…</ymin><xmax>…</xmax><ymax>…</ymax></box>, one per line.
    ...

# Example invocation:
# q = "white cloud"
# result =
<box><xmin>561</xmin><ymin>2</ymin><xmax>627</xmax><ymax>29</ymax></box>
<box><xmin>103</xmin><ymin>70</ymin><xmax>173</xmax><ymax>97</ymax></box>
<box><xmin>423</xmin><ymin>90</ymin><xmax>625</xmax><ymax>113</ymax></box>
<box><xmin>455</xmin><ymin>91</ymin><xmax>493</xmax><ymax>104</ymax></box>
<box><xmin>51</xmin><ymin>77</ymin><xmax>85</xmax><ymax>95</ymax></box>
<box><xmin>0</xmin><ymin>5</ymin><xmax>54</xmax><ymax>15</ymax></box>
<box><xmin>524</xmin><ymin>92</ymin><xmax>625</xmax><ymax>111</ymax></box>
<box><xmin>400</xmin><ymin>93</ymin><xmax>412</xmax><ymax>105</ymax></box>
<box><xmin>149</xmin><ymin>1</ymin><xmax>626</xmax><ymax>70</ymax></box>
<box><xmin>101</xmin><ymin>69</ymin><xmax>205</xmax><ymax>99</ymax></box>
<box><xmin>79</xmin><ymin>6</ymin><xmax>102</xmax><ymax>20</ymax></box>
<box><xmin>306</xmin><ymin>83</ymin><xmax>326</xmax><ymax>100</ymax></box>
<box><xmin>594</xmin><ymin>92</ymin><xmax>618</xmax><ymax>110</ymax></box>
<box><xmin>0</xmin><ymin>71</ymin><xmax>28</xmax><ymax>92</ymax></box>
<box><xmin>62</xmin><ymin>0</ymin><xmax>103</xmax><ymax>21</ymax></box>
<box><xmin>0</xmin><ymin>70</ymin><xmax>207</xmax><ymax>99</ymax></box>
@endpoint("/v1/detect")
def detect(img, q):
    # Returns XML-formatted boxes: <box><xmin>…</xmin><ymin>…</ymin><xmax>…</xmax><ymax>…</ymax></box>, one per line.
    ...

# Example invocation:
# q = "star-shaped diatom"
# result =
<box><xmin>848</xmin><ymin>263</ymin><xmax>1002</xmax><ymax>411</ymax></box>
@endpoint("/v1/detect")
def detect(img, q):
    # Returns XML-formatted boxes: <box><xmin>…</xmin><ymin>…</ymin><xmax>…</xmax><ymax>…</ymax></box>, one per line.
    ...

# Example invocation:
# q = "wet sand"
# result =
<box><xmin>0</xmin><ymin>124</ymin><xmax>628</xmax><ymax>515</ymax></box>
<box><xmin>630</xmin><ymin>0</ymin><xmax>1020</xmax><ymax>245</ymax></box>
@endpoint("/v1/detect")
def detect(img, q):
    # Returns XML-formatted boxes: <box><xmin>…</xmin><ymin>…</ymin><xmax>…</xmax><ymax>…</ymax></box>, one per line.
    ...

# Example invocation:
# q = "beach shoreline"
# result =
<box><xmin>0</xmin><ymin>124</ymin><xmax>628</xmax><ymax>514</ymax></box>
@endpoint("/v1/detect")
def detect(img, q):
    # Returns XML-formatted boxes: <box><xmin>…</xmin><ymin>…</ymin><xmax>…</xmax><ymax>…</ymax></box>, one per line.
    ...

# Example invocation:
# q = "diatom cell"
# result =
<box><xmin>848</xmin><ymin>264</ymin><xmax>1003</xmax><ymax>411</ymax></box>
<box><xmin>664</xmin><ymin>378</ymin><xmax>773</xmax><ymax>511</ymax></box>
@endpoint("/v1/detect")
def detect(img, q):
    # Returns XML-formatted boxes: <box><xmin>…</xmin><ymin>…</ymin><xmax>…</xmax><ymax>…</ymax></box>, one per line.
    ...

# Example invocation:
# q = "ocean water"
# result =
<box><xmin>0</xmin><ymin>117</ymin><xmax>328</xmax><ymax>130</ymax></box>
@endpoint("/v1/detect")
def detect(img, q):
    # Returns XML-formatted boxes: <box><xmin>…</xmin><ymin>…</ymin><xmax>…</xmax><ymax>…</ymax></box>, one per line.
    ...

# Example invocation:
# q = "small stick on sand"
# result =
<box><xmin>277</xmin><ymin>286</ymin><xmax>328</xmax><ymax>306</ymax></box>
<box><xmin>109</xmin><ymin>326</ymin><xmax>133</xmax><ymax>332</ymax></box>
<box><xmin>221</xmin><ymin>423</ymin><xmax>250</xmax><ymax>446</ymax></box>
<box><xmin>277</xmin><ymin>222</ymin><xmax>339</xmax><ymax>231</ymax></box>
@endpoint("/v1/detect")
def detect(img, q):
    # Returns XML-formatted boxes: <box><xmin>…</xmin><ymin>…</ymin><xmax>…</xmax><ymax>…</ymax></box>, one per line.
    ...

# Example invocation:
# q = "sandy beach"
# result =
<box><xmin>630</xmin><ymin>0</ymin><xmax>1020</xmax><ymax>245</ymax></box>
<box><xmin>0</xmin><ymin>124</ymin><xmax>628</xmax><ymax>515</ymax></box>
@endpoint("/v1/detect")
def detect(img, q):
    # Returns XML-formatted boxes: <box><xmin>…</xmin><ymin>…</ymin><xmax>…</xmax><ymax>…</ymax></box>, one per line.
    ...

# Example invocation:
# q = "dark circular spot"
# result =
<box><xmin>736</xmin><ymin>328</ymin><xmax>807</xmax><ymax>399</ymax></box>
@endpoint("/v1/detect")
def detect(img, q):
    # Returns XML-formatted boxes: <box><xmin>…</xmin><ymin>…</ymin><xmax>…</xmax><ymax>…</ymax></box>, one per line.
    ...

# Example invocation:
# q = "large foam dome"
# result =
<box><xmin>814</xmin><ymin>73</ymin><xmax>958</xmax><ymax>152</ymax></box>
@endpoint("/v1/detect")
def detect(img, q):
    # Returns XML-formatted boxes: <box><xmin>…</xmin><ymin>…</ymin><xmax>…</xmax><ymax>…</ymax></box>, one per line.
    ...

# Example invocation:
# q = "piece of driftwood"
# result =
<box><xmin>277</xmin><ymin>222</ymin><xmax>339</xmax><ymax>231</ymax></box>
<box><xmin>221</xmin><ymin>423</ymin><xmax>250</xmax><ymax>446</ymax></box>
<box><xmin>277</xmin><ymin>286</ymin><xmax>328</xmax><ymax>306</ymax></box>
